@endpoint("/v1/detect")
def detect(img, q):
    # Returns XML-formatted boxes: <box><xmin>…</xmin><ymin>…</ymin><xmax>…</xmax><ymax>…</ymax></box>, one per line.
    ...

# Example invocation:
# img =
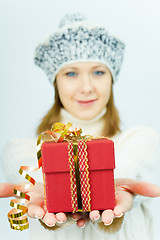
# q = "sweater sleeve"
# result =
<box><xmin>1</xmin><ymin>138</ymin><xmax>43</xmax><ymax>183</ymax></box>
<box><xmin>114</xmin><ymin>126</ymin><xmax>159</xmax><ymax>181</ymax></box>
<box><xmin>114</xmin><ymin>126</ymin><xmax>160</xmax><ymax>206</ymax></box>
<box><xmin>92</xmin><ymin>127</ymin><xmax>160</xmax><ymax>237</ymax></box>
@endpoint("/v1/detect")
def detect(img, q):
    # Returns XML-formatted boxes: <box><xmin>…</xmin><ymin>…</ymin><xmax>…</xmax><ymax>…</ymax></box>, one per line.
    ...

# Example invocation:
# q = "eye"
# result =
<box><xmin>94</xmin><ymin>71</ymin><xmax>105</xmax><ymax>76</ymax></box>
<box><xmin>66</xmin><ymin>72</ymin><xmax>77</xmax><ymax>77</ymax></box>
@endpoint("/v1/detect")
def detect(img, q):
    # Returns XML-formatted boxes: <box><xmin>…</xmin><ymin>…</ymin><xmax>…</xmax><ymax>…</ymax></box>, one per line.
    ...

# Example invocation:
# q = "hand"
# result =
<box><xmin>1</xmin><ymin>180</ymin><xmax>159</xmax><ymax>229</ymax></box>
<box><xmin>26</xmin><ymin>182</ymin><xmax>68</xmax><ymax>227</ymax></box>
<box><xmin>71</xmin><ymin>179</ymin><xmax>160</xmax><ymax>228</ymax></box>
<box><xmin>0</xmin><ymin>183</ymin><xmax>16</xmax><ymax>198</ymax></box>
<box><xmin>0</xmin><ymin>182</ymin><xmax>67</xmax><ymax>227</ymax></box>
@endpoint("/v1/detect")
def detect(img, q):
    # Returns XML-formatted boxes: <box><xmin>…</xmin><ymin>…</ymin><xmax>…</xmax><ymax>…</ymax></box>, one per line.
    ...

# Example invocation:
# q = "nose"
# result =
<box><xmin>79</xmin><ymin>73</ymin><xmax>94</xmax><ymax>94</ymax></box>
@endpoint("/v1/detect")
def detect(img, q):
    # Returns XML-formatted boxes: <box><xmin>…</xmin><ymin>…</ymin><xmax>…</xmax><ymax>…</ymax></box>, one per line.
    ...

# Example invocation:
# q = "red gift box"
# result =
<box><xmin>41</xmin><ymin>138</ymin><xmax>115</xmax><ymax>213</ymax></box>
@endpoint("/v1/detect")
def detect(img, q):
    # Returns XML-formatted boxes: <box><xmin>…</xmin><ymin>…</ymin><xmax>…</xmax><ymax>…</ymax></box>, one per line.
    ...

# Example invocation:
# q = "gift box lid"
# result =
<box><xmin>41</xmin><ymin>139</ymin><xmax>115</xmax><ymax>173</ymax></box>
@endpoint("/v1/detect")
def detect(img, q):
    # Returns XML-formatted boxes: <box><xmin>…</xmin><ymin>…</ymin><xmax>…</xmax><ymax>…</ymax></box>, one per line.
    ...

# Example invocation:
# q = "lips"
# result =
<box><xmin>76</xmin><ymin>99</ymin><xmax>97</xmax><ymax>106</ymax></box>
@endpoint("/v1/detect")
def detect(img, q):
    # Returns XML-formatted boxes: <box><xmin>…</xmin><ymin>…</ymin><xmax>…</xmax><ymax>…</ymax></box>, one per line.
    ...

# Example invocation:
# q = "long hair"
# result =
<box><xmin>36</xmin><ymin>81</ymin><xmax>121</xmax><ymax>137</ymax></box>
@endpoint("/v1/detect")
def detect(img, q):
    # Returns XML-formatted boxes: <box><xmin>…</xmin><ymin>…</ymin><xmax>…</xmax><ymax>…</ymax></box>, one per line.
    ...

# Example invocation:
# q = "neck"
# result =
<box><xmin>60</xmin><ymin>108</ymin><xmax>106</xmax><ymax>137</ymax></box>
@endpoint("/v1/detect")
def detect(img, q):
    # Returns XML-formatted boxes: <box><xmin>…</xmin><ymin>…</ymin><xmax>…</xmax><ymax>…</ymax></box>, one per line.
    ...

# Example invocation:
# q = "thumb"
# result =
<box><xmin>115</xmin><ymin>178</ymin><xmax>160</xmax><ymax>198</ymax></box>
<box><xmin>0</xmin><ymin>183</ymin><xmax>16</xmax><ymax>198</ymax></box>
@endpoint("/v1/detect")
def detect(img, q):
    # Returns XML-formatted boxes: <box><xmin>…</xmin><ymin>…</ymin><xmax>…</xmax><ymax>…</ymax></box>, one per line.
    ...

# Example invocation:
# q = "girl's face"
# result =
<box><xmin>56</xmin><ymin>62</ymin><xmax>112</xmax><ymax>120</ymax></box>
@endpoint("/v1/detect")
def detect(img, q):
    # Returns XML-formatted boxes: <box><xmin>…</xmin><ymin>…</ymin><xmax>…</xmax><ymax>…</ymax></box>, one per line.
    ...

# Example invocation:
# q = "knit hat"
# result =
<box><xmin>34</xmin><ymin>13</ymin><xmax>125</xmax><ymax>84</ymax></box>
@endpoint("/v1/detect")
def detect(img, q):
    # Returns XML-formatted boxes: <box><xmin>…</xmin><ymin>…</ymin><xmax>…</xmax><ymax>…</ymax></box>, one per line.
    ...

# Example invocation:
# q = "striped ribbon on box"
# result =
<box><xmin>8</xmin><ymin>122</ymin><xmax>92</xmax><ymax>230</ymax></box>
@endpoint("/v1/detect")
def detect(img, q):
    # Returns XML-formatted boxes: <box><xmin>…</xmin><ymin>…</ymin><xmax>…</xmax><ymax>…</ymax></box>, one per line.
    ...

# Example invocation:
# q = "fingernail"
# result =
<box><xmin>45</xmin><ymin>223</ymin><xmax>55</xmax><ymax>227</ymax></box>
<box><xmin>91</xmin><ymin>214</ymin><xmax>100</xmax><ymax>222</ymax></box>
<box><xmin>56</xmin><ymin>221</ymin><xmax>64</xmax><ymax>226</ymax></box>
<box><xmin>71</xmin><ymin>217</ymin><xmax>77</xmax><ymax>222</ymax></box>
<box><xmin>56</xmin><ymin>220</ymin><xmax>64</xmax><ymax>224</ymax></box>
<box><xmin>116</xmin><ymin>213</ymin><xmax>124</xmax><ymax>218</ymax></box>
<box><xmin>35</xmin><ymin>215</ymin><xmax>43</xmax><ymax>219</ymax></box>
<box><xmin>104</xmin><ymin>219</ymin><xmax>113</xmax><ymax>226</ymax></box>
<box><xmin>80</xmin><ymin>224</ymin><xmax>85</xmax><ymax>228</ymax></box>
<box><xmin>94</xmin><ymin>214</ymin><xmax>100</xmax><ymax>221</ymax></box>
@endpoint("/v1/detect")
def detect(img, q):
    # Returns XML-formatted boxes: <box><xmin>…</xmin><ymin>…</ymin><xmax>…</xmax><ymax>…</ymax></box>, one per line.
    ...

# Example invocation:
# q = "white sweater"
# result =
<box><xmin>1</xmin><ymin>109</ymin><xmax>160</xmax><ymax>240</ymax></box>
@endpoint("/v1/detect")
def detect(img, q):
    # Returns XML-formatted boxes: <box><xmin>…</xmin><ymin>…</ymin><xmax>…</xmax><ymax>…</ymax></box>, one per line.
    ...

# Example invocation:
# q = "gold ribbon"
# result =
<box><xmin>72</xmin><ymin>142</ymin><xmax>83</xmax><ymax>212</ymax></box>
<box><xmin>8</xmin><ymin>166</ymin><xmax>38</xmax><ymax>230</ymax></box>
<box><xmin>67</xmin><ymin>140</ymin><xmax>91</xmax><ymax>213</ymax></box>
<box><xmin>8</xmin><ymin>122</ymin><xmax>91</xmax><ymax>230</ymax></box>
<box><xmin>38</xmin><ymin>123</ymin><xmax>92</xmax><ymax>212</ymax></box>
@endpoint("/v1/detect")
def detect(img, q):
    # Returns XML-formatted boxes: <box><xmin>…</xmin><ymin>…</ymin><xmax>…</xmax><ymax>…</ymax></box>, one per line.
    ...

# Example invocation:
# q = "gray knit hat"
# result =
<box><xmin>34</xmin><ymin>13</ymin><xmax>125</xmax><ymax>84</ymax></box>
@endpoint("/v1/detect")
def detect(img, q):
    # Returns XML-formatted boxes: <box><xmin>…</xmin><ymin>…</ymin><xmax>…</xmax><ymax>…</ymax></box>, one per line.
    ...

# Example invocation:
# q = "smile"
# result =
<box><xmin>76</xmin><ymin>99</ymin><xmax>97</xmax><ymax>106</ymax></box>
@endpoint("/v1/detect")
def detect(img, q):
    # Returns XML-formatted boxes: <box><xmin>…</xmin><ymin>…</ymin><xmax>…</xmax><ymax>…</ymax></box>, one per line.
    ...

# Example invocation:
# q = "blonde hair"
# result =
<box><xmin>36</xmin><ymin>79</ymin><xmax>121</xmax><ymax>137</ymax></box>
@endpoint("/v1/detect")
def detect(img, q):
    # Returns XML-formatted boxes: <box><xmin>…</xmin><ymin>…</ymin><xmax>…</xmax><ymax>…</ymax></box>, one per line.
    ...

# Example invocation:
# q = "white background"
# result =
<box><xmin>0</xmin><ymin>0</ymin><xmax>160</xmax><ymax>239</ymax></box>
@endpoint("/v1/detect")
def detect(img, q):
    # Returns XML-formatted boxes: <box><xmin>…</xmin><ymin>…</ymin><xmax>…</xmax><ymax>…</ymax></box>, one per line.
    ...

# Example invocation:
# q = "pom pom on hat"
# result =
<box><xmin>34</xmin><ymin>13</ymin><xmax>125</xmax><ymax>84</ymax></box>
<box><xmin>58</xmin><ymin>13</ymin><xmax>87</xmax><ymax>28</ymax></box>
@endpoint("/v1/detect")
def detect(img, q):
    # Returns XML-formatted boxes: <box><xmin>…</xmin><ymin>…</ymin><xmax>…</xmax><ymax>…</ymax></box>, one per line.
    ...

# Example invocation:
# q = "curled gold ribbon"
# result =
<box><xmin>8</xmin><ymin>122</ymin><xmax>91</xmax><ymax>230</ymax></box>
<box><xmin>8</xmin><ymin>166</ymin><xmax>38</xmax><ymax>230</ymax></box>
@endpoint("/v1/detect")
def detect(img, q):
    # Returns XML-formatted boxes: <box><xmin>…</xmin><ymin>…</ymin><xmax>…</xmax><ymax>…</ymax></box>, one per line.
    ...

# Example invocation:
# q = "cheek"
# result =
<box><xmin>99</xmin><ymin>84</ymin><xmax>111</xmax><ymax>102</ymax></box>
<box><xmin>97</xmin><ymin>76</ymin><xmax>112</xmax><ymax>96</ymax></box>
<box><xmin>57</xmin><ymin>81</ymin><xmax>74</xmax><ymax>101</ymax></box>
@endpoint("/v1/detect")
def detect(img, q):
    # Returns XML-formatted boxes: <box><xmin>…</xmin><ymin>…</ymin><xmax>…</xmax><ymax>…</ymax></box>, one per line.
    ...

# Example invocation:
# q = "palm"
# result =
<box><xmin>0</xmin><ymin>179</ymin><xmax>159</xmax><ymax>228</ymax></box>
<box><xmin>72</xmin><ymin>179</ymin><xmax>160</xmax><ymax>227</ymax></box>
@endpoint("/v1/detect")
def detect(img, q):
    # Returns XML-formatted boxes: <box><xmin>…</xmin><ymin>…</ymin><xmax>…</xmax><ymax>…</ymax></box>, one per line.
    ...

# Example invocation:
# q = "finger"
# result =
<box><xmin>113</xmin><ymin>190</ymin><xmax>133</xmax><ymax>217</ymax></box>
<box><xmin>27</xmin><ymin>203</ymin><xmax>45</xmax><ymax>219</ymax></box>
<box><xmin>27</xmin><ymin>192</ymin><xmax>44</xmax><ymax>206</ymax></box>
<box><xmin>0</xmin><ymin>183</ymin><xmax>16</xmax><ymax>198</ymax></box>
<box><xmin>89</xmin><ymin>210</ymin><xmax>100</xmax><ymax>221</ymax></box>
<box><xmin>101</xmin><ymin>210</ymin><xmax>114</xmax><ymax>225</ymax></box>
<box><xmin>128</xmin><ymin>182</ymin><xmax>160</xmax><ymax>197</ymax></box>
<box><xmin>55</xmin><ymin>212</ymin><xmax>67</xmax><ymax>223</ymax></box>
<box><xmin>42</xmin><ymin>212</ymin><xmax>57</xmax><ymax>227</ymax></box>
<box><xmin>33</xmin><ymin>182</ymin><xmax>44</xmax><ymax>196</ymax></box>
<box><xmin>116</xmin><ymin>178</ymin><xmax>160</xmax><ymax>197</ymax></box>
<box><xmin>71</xmin><ymin>212</ymin><xmax>83</xmax><ymax>221</ymax></box>
<box><xmin>72</xmin><ymin>212</ymin><xmax>88</xmax><ymax>228</ymax></box>
<box><xmin>76</xmin><ymin>218</ymin><xmax>86</xmax><ymax>228</ymax></box>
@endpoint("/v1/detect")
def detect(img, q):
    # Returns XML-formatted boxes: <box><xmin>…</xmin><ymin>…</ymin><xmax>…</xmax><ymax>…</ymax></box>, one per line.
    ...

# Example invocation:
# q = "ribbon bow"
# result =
<box><xmin>37</xmin><ymin>122</ymin><xmax>82</xmax><ymax>168</ymax></box>
<box><xmin>8</xmin><ymin>122</ymin><xmax>84</xmax><ymax>230</ymax></box>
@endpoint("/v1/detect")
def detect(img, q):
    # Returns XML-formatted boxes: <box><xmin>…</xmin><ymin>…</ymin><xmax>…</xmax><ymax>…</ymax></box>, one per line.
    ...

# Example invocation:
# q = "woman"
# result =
<box><xmin>1</xmin><ymin>13</ymin><xmax>160</xmax><ymax>239</ymax></box>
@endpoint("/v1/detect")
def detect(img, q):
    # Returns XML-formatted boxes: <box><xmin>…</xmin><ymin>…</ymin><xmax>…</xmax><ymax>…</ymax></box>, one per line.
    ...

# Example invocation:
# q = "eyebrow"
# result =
<box><xmin>61</xmin><ymin>64</ymin><xmax>107</xmax><ymax>72</ymax></box>
<box><xmin>60</xmin><ymin>67</ymin><xmax>78</xmax><ymax>73</ymax></box>
<box><xmin>92</xmin><ymin>65</ymin><xmax>107</xmax><ymax>69</ymax></box>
